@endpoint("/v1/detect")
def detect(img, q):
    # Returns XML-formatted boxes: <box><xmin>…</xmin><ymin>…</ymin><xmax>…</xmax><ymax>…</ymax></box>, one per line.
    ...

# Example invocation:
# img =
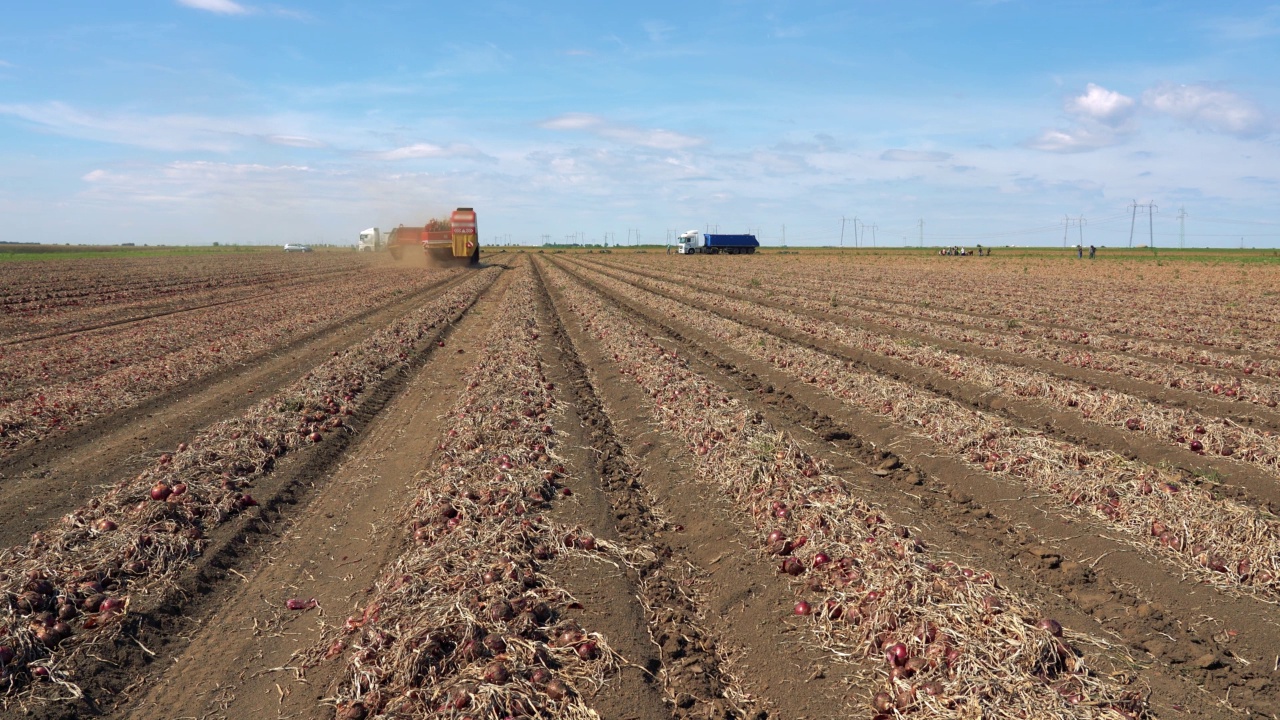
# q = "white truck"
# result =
<box><xmin>357</xmin><ymin>228</ymin><xmax>383</xmax><ymax>252</ymax></box>
<box><xmin>675</xmin><ymin>230</ymin><xmax>760</xmax><ymax>255</ymax></box>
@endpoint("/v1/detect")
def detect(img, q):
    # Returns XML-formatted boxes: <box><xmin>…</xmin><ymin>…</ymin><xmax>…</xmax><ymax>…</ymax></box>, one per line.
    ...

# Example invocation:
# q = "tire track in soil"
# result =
<box><xmin>576</xmin><ymin>259</ymin><xmax>1280</xmax><ymax>517</ymax></box>
<box><xmin>3</xmin><ymin>268</ymin><xmax>503</xmax><ymax>720</ymax></box>
<box><xmin>531</xmin><ymin>260</ymin><xmax>764</xmax><ymax>720</ymax></box>
<box><xmin>539</xmin><ymin>258</ymin><xmax>859</xmax><ymax>720</ymax></box>
<box><xmin>0</xmin><ymin>270</ymin><xmax>474</xmax><ymax>549</ymax></box>
<box><xmin>112</xmin><ymin>267</ymin><xmax>515</xmax><ymax>720</ymax></box>
<box><xmin>586</xmin><ymin>258</ymin><xmax>1280</xmax><ymax>428</ymax></box>
<box><xmin>553</xmin><ymin>257</ymin><xmax>1280</xmax><ymax>719</ymax></box>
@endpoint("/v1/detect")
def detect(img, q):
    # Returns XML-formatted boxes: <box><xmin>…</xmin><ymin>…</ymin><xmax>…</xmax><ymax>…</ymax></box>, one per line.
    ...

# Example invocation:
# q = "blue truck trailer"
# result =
<box><xmin>675</xmin><ymin>230</ymin><xmax>759</xmax><ymax>254</ymax></box>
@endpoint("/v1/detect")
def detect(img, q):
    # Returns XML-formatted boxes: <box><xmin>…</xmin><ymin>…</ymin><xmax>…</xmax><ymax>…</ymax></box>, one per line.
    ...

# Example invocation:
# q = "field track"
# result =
<box><xmin>2</xmin><ymin>250</ymin><xmax>1280</xmax><ymax>719</ymax></box>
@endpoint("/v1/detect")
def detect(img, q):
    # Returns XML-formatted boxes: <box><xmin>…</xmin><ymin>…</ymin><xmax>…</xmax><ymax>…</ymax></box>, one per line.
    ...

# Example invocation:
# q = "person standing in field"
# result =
<box><xmin>1077</xmin><ymin>245</ymin><xmax>1083</xmax><ymax>259</ymax></box>
<box><xmin>1089</xmin><ymin>245</ymin><xmax>1096</xmax><ymax>259</ymax></box>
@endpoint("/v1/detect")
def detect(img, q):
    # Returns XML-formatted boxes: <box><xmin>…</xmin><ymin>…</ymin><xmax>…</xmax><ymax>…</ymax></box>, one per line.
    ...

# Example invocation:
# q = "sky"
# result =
<box><xmin>2</xmin><ymin>1</ymin><xmax>1279</xmax><ymax>248</ymax></box>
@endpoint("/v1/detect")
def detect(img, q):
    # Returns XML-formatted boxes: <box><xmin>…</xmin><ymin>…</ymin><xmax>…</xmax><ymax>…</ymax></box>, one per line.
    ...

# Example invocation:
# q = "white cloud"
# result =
<box><xmin>538</xmin><ymin>113</ymin><xmax>703</xmax><ymax>150</ymax></box>
<box><xmin>373</xmin><ymin>142</ymin><xmax>488</xmax><ymax>161</ymax></box>
<box><xmin>539</xmin><ymin>113</ymin><xmax>601</xmax><ymax>131</ymax></box>
<box><xmin>880</xmin><ymin>149</ymin><xmax>952</xmax><ymax>162</ymax></box>
<box><xmin>1066</xmin><ymin>83</ymin><xmax>1135</xmax><ymax>126</ymax></box>
<box><xmin>1025</xmin><ymin>127</ymin><xmax>1118</xmax><ymax>154</ymax></box>
<box><xmin>1028</xmin><ymin>82</ymin><xmax>1137</xmax><ymax>153</ymax></box>
<box><xmin>1143</xmin><ymin>84</ymin><xmax>1268</xmax><ymax>137</ymax></box>
<box><xmin>177</xmin><ymin>0</ymin><xmax>250</xmax><ymax>15</ymax></box>
<box><xmin>0</xmin><ymin>59</ymin><xmax>12</xmax><ymax>68</ymax></box>
<box><xmin>265</xmin><ymin>134</ymin><xmax>326</xmax><ymax>148</ymax></box>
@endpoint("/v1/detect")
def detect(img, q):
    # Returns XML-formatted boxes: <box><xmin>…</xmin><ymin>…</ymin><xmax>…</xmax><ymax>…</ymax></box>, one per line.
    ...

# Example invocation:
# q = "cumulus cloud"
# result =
<box><xmin>177</xmin><ymin>0</ymin><xmax>250</xmax><ymax>15</ymax></box>
<box><xmin>1143</xmin><ymin>84</ymin><xmax>1268</xmax><ymax>137</ymax></box>
<box><xmin>880</xmin><ymin>149</ymin><xmax>952</xmax><ymax>162</ymax></box>
<box><xmin>1067</xmin><ymin>83</ymin><xmax>1136</xmax><ymax>126</ymax></box>
<box><xmin>1028</xmin><ymin>83</ymin><xmax>1136</xmax><ymax>153</ymax></box>
<box><xmin>538</xmin><ymin>113</ymin><xmax>703</xmax><ymax>150</ymax></box>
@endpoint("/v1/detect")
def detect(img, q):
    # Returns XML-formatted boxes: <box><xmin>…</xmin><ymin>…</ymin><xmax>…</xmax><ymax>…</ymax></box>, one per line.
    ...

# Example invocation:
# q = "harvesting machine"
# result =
<box><xmin>386</xmin><ymin>208</ymin><xmax>480</xmax><ymax>266</ymax></box>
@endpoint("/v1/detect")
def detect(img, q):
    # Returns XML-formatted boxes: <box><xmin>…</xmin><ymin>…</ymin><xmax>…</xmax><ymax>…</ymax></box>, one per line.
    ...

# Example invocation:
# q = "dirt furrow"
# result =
<box><xmin>1</xmin><ymin>268</ymin><xmax>502</xmax><ymax>720</ymax></box>
<box><xmin>587</xmin><ymin>257</ymin><xmax>1280</xmax><ymax>422</ymax></box>
<box><xmin>0</xmin><ymin>270</ymin><xmax>473</xmax><ymax>549</ymax></box>
<box><xmin>608</xmin><ymin>256</ymin><xmax>1280</xmax><ymax>366</ymax></box>
<box><xmin>113</xmin><ymin>267</ymin><xmax>515</xmax><ymax>720</ymax></box>
<box><xmin>553</xmin><ymin>256</ymin><xmax>1280</xmax><ymax>719</ymax></box>
<box><xmin>573</xmin><ymin>258</ymin><xmax>1280</xmax><ymax>516</ymax></box>
<box><xmin>532</xmin><ymin>259</ymin><xmax>768</xmax><ymax>720</ymax></box>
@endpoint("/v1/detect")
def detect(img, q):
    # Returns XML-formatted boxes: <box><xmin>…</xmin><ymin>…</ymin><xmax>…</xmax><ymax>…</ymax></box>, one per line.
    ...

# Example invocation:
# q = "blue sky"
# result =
<box><xmin>2</xmin><ymin>1</ymin><xmax>1278</xmax><ymax>247</ymax></box>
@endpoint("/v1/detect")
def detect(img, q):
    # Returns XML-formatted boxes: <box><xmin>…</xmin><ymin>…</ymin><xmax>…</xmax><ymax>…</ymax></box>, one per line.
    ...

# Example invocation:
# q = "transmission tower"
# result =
<box><xmin>1177</xmin><ymin>207</ymin><xmax>1187</xmax><ymax>249</ymax></box>
<box><xmin>1128</xmin><ymin>200</ymin><xmax>1158</xmax><ymax>248</ymax></box>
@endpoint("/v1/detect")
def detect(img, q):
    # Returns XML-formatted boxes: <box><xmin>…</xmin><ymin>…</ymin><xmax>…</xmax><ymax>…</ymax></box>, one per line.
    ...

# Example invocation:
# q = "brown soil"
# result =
<box><xmin>0</xmin><ymin>271</ymin><xmax>473</xmax><ymax>549</ymax></box>
<box><xmin>588</xmin><ymin>257</ymin><xmax>1280</xmax><ymax>428</ymax></box>
<box><xmin>575</xmin><ymin>259</ymin><xmax>1280</xmax><ymax>514</ymax></box>
<box><xmin>114</xmin><ymin>269</ymin><xmax>513</xmax><ymax>720</ymax></box>
<box><xmin>6</xmin><ymin>253</ymin><xmax>1280</xmax><ymax>720</ymax></box>
<box><xmin>550</xmin><ymin>255</ymin><xmax>1279</xmax><ymax>719</ymax></box>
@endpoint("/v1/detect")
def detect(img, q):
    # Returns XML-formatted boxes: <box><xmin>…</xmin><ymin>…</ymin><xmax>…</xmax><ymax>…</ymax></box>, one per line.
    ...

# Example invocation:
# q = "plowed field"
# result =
<box><xmin>3</xmin><ymin>249</ymin><xmax>1279</xmax><ymax>720</ymax></box>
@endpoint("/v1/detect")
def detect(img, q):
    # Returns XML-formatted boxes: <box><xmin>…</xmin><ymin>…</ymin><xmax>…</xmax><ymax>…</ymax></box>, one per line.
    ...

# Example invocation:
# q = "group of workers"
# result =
<box><xmin>1076</xmin><ymin>244</ymin><xmax>1098</xmax><ymax>259</ymax></box>
<box><xmin>939</xmin><ymin>244</ymin><xmax>991</xmax><ymax>256</ymax></box>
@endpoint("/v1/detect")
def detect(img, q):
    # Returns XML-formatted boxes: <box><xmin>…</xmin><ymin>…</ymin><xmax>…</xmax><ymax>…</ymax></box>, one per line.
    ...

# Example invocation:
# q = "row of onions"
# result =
<box><xmin>0</xmin><ymin>252</ymin><xmax>365</xmax><ymax>339</ymax></box>
<box><xmin>614</xmin><ymin>253</ymin><xmax>1280</xmax><ymax>358</ymax></box>
<box><xmin>301</xmin><ymin>267</ymin><xmax>626</xmax><ymax>720</ymax></box>
<box><xmin>585</xmin><ymin>261</ymin><xmax>1280</xmax><ymax>476</ymax></box>
<box><xmin>0</xmin><ymin>266</ymin><xmax>460</xmax><ymax>460</ymax></box>
<box><xmin>602</xmin><ymin>257</ymin><xmax>1279</xmax><ymax>405</ymax></box>
<box><xmin>822</xmin><ymin>257</ymin><xmax>1280</xmax><ymax>355</ymax></box>
<box><xmin>0</xmin><ymin>269</ymin><xmax>496</xmax><ymax>704</ymax></box>
<box><xmin>542</xmin><ymin>260</ymin><xmax>1149</xmax><ymax>719</ymax></box>
<box><xmin>569</xmin><ymin>261</ymin><xmax>1280</xmax><ymax>602</ymax></box>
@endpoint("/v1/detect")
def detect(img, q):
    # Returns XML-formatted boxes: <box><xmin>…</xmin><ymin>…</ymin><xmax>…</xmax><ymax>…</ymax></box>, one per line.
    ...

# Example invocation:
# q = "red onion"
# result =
<box><xmin>871</xmin><ymin>691</ymin><xmax>894</xmax><ymax>712</ymax></box>
<box><xmin>812</xmin><ymin>552</ymin><xmax>832</xmax><ymax>567</ymax></box>
<box><xmin>483</xmin><ymin>661</ymin><xmax>510</xmax><ymax>684</ymax></box>
<box><xmin>545</xmin><ymin>678</ymin><xmax>569</xmax><ymax>700</ymax></box>
<box><xmin>150</xmin><ymin>483</ymin><xmax>171</xmax><ymax>501</ymax></box>
<box><xmin>95</xmin><ymin>518</ymin><xmax>117</xmax><ymax>532</ymax></box>
<box><xmin>779</xmin><ymin>557</ymin><xmax>805</xmax><ymax>576</ymax></box>
<box><xmin>793</xmin><ymin>600</ymin><xmax>812</xmax><ymax>616</ymax></box>
<box><xmin>884</xmin><ymin>642</ymin><xmax>909</xmax><ymax>666</ymax></box>
<box><xmin>576</xmin><ymin>640</ymin><xmax>600</xmax><ymax>660</ymax></box>
<box><xmin>1036</xmin><ymin>618</ymin><xmax>1063</xmax><ymax>637</ymax></box>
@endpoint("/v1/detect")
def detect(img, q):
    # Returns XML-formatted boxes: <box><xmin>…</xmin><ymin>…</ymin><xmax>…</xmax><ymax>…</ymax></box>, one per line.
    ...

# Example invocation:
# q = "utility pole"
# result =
<box><xmin>1077</xmin><ymin>216</ymin><xmax>1085</xmax><ymax>247</ymax></box>
<box><xmin>840</xmin><ymin>216</ymin><xmax>846</xmax><ymax>248</ymax></box>
<box><xmin>918</xmin><ymin>218</ymin><xmax>924</xmax><ymax>248</ymax></box>
<box><xmin>1063</xmin><ymin>215</ymin><xmax>1070</xmax><ymax>249</ymax></box>
<box><xmin>853</xmin><ymin>216</ymin><xmax>860</xmax><ymax>248</ymax></box>
<box><xmin>869</xmin><ymin>224</ymin><xmax>878</xmax><ymax>248</ymax></box>
<box><xmin>781</xmin><ymin>224</ymin><xmax>786</xmax><ymax>248</ymax></box>
<box><xmin>1177</xmin><ymin>207</ymin><xmax>1187</xmax><ymax>249</ymax></box>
